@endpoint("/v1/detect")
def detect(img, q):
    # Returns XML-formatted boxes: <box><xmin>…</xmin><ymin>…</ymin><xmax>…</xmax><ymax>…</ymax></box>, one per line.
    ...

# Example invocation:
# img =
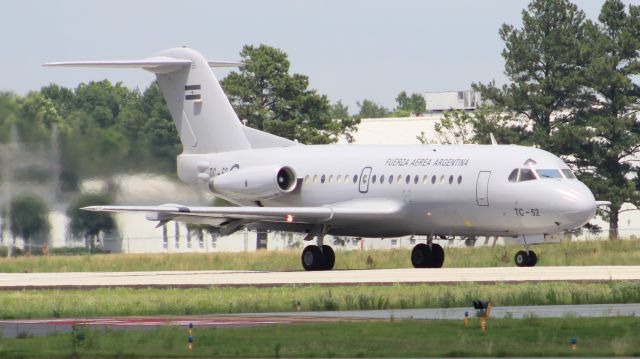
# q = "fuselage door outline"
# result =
<box><xmin>359</xmin><ymin>167</ymin><xmax>372</xmax><ymax>193</ymax></box>
<box><xmin>476</xmin><ymin>171</ymin><xmax>491</xmax><ymax>206</ymax></box>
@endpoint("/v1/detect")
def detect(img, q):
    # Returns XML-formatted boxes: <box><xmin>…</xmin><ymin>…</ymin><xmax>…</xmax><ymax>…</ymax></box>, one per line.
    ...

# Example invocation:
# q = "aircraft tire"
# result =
<box><xmin>321</xmin><ymin>245</ymin><xmax>335</xmax><ymax>270</ymax></box>
<box><xmin>526</xmin><ymin>250</ymin><xmax>538</xmax><ymax>267</ymax></box>
<box><xmin>428</xmin><ymin>243</ymin><xmax>445</xmax><ymax>268</ymax></box>
<box><xmin>301</xmin><ymin>245</ymin><xmax>324</xmax><ymax>271</ymax></box>
<box><xmin>411</xmin><ymin>243</ymin><xmax>430</xmax><ymax>268</ymax></box>
<box><xmin>514</xmin><ymin>250</ymin><xmax>528</xmax><ymax>267</ymax></box>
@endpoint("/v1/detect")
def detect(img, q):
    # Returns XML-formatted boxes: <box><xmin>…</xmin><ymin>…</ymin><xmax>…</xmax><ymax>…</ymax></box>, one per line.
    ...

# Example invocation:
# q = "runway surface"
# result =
<box><xmin>1</xmin><ymin>303</ymin><xmax>638</xmax><ymax>338</ymax></box>
<box><xmin>0</xmin><ymin>266</ymin><xmax>639</xmax><ymax>289</ymax></box>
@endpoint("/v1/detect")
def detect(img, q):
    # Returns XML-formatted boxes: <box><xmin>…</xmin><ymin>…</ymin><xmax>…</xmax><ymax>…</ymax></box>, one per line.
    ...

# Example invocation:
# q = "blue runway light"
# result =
<box><xmin>188</xmin><ymin>335</ymin><xmax>193</xmax><ymax>343</ymax></box>
<box><xmin>189</xmin><ymin>322</ymin><xmax>193</xmax><ymax>329</ymax></box>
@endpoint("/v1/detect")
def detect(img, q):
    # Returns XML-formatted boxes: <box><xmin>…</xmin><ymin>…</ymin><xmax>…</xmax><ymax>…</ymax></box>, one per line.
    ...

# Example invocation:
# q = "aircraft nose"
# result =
<box><xmin>557</xmin><ymin>182</ymin><xmax>596</xmax><ymax>226</ymax></box>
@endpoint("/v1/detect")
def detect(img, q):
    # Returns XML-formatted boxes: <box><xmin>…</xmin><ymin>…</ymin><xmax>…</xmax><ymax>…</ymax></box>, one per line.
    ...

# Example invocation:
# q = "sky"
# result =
<box><xmin>1</xmin><ymin>1</ymin><xmax>607</xmax><ymax>111</ymax></box>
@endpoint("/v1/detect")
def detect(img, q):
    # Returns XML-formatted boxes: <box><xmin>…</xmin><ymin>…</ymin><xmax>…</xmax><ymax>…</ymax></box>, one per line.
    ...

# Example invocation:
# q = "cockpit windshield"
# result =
<box><xmin>561</xmin><ymin>169</ymin><xmax>576</xmax><ymax>179</ymax></box>
<box><xmin>536</xmin><ymin>169</ymin><xmax>562</xmax><ymax>179</ymax></box>
<box><xmin>508</xmin><ymin>167</ymin><xmax>576</xmax><ymax>182</ymax></box>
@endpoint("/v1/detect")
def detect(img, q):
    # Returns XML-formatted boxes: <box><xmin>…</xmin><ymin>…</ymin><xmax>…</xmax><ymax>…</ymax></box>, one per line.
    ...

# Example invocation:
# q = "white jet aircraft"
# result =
<box><xmin>46</xmin><ymin>47</ymin><xmax>602</xmax><ymax>270</ymax></box>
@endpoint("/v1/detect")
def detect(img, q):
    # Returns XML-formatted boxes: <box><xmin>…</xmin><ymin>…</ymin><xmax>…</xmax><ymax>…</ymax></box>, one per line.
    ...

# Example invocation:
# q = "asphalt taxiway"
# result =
<box><xmin>1</xmin><ymin>303</ymin><xmax>638</xmax><ymax>338</ymax></box>
<box><xmin>0</xmin><ymin>266</ymin><xmax>639</xmax><ymax>289</ymax></box>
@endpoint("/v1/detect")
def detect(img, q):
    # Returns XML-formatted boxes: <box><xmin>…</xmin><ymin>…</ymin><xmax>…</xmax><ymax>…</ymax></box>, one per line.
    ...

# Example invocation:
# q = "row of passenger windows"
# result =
<box><xmin>508</xmin><ymin>168</ymin><xmax>576</xmax><ymax>182</ymax></box>
<box><xmin>303</xmin><ymin>174</ymin><xmax>463</xmax><ymax>185</ymax></box>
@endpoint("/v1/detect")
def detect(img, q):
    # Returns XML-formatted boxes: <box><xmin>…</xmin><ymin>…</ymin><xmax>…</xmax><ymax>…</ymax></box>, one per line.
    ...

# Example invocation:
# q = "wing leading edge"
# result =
<box><xmin>82</xmin><ymin>199</ymin><xmax>404</xmax><ymax>226</ymax></box>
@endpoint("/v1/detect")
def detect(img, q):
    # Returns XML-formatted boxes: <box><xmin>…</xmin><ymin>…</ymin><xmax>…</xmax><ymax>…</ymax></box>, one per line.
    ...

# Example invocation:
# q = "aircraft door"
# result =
<box><xmin>359</xmin><ymin>167</ymin><xmax>372</xmax><ymax>193</ymax></box>
<box><xmin>476</xmin><ymin>171</ymin><xmax>491</xmax><ymax>206</ymax></box>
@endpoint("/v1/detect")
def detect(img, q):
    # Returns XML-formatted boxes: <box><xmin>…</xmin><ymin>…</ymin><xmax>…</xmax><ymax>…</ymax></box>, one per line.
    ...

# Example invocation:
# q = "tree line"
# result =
<box><xmin>435</xmin><ymin>0</ymin><xmax>639</xmax><ymax>237</ymax></box>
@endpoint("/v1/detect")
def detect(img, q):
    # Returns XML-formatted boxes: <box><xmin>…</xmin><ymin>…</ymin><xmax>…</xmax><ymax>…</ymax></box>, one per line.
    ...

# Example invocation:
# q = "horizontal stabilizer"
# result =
<box><xmin>44</xmin><ymin>57</ymin><xmax>243</xmax><ymax>74</ymax></box>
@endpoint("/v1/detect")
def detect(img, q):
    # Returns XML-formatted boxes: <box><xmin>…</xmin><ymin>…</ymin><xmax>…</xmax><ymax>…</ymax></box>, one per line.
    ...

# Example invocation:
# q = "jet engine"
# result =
<box><xmin>209</xmin><ymin>165</ymin><xmax>297</xmax><ymax>200</ymax></box>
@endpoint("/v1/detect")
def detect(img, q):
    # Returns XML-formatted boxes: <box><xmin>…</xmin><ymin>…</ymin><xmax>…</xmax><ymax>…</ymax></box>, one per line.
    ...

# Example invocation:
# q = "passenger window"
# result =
<box><xmin>389</xmin><ymin>175</ymin><xmax>393</xmax><ymax>184</ymax></box>
<box><xmin>380</xmin><ymin>175</ymin><xmax>385</xmax><ymax>183</ymax></box>
<box><xmin>304</xmin><ymin>175</ymin><xmax>310</xmax><ymax>184</ymax></box>
<box><xmin>405</xmin><ymin>175</ymin><xmax>410</xmax><ymax>184</ymax></box>
<box><xmin>313</xmin><ymin>175</ymin><xmax>318</xmax><ymax>183</ymax></box>
<box><xmin>457</xmin><ymin>175</ymin><xmax>462</xmax><ymax>184</ymax></box>
<box><xmin>431</xmin><ymin>175</ymin><xmax>436</xmax><ymax>184</ymax></box>
<box><xmin>353</xmin><ymin>175</ymin><xmax>358</xmax><ymax>183</ymax></box>
<box><xmin>397</xmin><ymin>175</ymin><xmax>402</xmax><ymax>184</ymax></box>
<box><xmin>336</xmin><ymin>175</ymin><xmax>342</xmax><ymax>182</ymax></box>
<box><xmin>423</xmin><ymin>175</ymin><xmax>428</xmax><ymax>184</ymax></box>
<box><xmin>371</xmin><ymin>174</ymin><xmax>377</xmax><ymax>184</ymax></box>
<box><xmin>508</xmin><ymin>169</ymin><xmax>518</xmax><ymax>183</ymax></box>
<box><xmin>439</xmin><ymin>175</ymin><xmax>445</xmax><ymax>184</ymax></box>
<box><xmin>321</xmin><ymin>174</ymin><xmax>326</xmax><ymax>183</ymax></box>
<box><xmin>518</xmin><ymin>168</ymin><xmax>537</xmax><ymax>181</ymax></box>
<box><xmin>328</xmin><ymin>175</ymin><xmax>333</xmax><ymax>183</ymax></box>
<box><xmin>448</xmin><ymin>175</ymin><xmax>453</xmax><ymax>184</ymax></box>
<box><xmin>414</xmin><ymin>175</ymin><xmax>419</xmax><ymax>184</ymax></box>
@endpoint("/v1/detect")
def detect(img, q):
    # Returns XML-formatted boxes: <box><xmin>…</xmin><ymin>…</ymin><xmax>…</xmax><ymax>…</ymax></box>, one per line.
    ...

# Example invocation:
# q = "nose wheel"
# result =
<box><xmin>515</xmin><ymin>250</ymin><xmax>537</xmax><ymax>267</ymax></box>
<box><xmin>411</xmin><ymin>243</ymin><xmax>445</xmax><ymax>268</ymax></box>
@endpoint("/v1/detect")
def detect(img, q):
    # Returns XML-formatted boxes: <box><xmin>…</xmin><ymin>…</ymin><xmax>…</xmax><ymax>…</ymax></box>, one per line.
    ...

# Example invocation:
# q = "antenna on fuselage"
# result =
<box><xmin>490</xmin><ymin>133</ymin><xmax>498</xmax><ymax>146</ymax></box>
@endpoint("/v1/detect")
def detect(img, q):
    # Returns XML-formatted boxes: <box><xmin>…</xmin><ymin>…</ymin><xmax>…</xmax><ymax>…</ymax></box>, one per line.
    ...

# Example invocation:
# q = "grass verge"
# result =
<box><xmin>1</xmin><ymin>281</ymin><xmax>640</xmax><ymax>319</ymax></box>
<box><xmin>0</xmin><ymin>239</ymin><xmax>639</xmax><ymax>273</ymax></box>
<box><xmin>1</xmin><ymin>317</ymin><xmax>639</xmax><ymax>357</ymax></box>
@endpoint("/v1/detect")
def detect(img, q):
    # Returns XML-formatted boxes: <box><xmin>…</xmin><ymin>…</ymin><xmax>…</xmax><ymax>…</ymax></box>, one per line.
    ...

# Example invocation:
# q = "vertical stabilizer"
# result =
<box><xmin>153</xmin><ymin>48</ymin><xmax>250</xmax><ymax>154</ymax></box>
<box><xmin>45</xmin><ymin>47</ymin><xmax>252</xmax><ymax>154</ymax></box>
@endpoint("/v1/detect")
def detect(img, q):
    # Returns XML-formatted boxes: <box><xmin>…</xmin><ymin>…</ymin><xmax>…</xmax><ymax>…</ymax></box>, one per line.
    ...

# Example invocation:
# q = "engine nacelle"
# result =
<box><xmin>209</xmin><ymin>165</ymin><xmax>297</xmax><ymax>200</ymax></box>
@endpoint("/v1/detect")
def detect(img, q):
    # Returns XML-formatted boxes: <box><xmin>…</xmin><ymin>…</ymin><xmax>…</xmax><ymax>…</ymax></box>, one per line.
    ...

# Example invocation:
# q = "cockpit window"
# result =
<box><xmin>508</xmin><ymin>169</ymin><xmax>518</xmax><ymax>183</ymax></box>
<box><xmin>518</xmin><ymin>168</ymin><xmax>537</xmax><ymax>181</ymax></box>
<box><xmin>536</xmin><ymin>169</ymin><xmax>562</xmax><ymax>179</ymax></box>
<box><xmin>561</xmin><ymin>169</ymin><xmax>576</xmax><ymax>179</ymax></box>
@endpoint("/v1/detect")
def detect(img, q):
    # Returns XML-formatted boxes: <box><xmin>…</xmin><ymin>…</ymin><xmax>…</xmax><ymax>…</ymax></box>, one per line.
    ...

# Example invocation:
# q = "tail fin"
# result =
<box><xmin>45</xmin><ymin>47</ymin><xmax>251</xmax><ymax>154</ymax></box>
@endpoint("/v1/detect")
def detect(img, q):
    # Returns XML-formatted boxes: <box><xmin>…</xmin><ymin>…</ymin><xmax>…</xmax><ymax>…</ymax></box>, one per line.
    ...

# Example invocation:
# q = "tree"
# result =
<box><xmin>417</xmin><ymin>109</ymin><xmax>479</xmax><ymax>144</ymax></box>
<box><xmin>471</xmin><ymin>0</ymin><xmax>640</xmax><ymax>238</ymax></box>
<box><xmin>221</xmin><ymin>44</ymin><xmax>357</xmax><ymax>144</ymax></box>
<box><xmin>394</xmin><ymin>91</ymin><xmax>426</xmax><ymax>116</ymax></box>
<box><xmin>67</xmin><ymin>192</ymin><xmax>117</xmax><ymax>250</ymax></box>
<box><xmin>473</xmin><ymin>0</ymin><xmax>590</xmax><ymax>150</ymax></box>
<box><xmin>559</xmin><ymin>0</ymin><xmax>640</xmax><ymax>238</ymax></box>
<box><xmin>9</xmin><ymin>194</ymin><xmax>50</xmax><ymax>254</ymax></box>
<box><xmin>355</xmin><ymin>99</ymin><xmax>390</xmax><ymax>119</ymax></box>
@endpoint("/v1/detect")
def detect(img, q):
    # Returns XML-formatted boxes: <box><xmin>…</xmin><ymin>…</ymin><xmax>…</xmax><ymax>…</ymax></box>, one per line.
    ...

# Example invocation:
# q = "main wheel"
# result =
<box><xmin>428</xmin><ymin>243</ymin><xmax>445</xmax><ymax>268</ymax></box>
<box><xmin>515</xmin><ymin>250</ymin><xmax>528</xmax><ymax>267</ymax></box>
<box><xmin>526</xmin><ymin>250</ymin><xmax>538</xmax><ymax>267</ymax></box>
<box><xmin>301</xmin><ymin>245</ymin><xmax>324</xmax><ymax>271</ymax></box>
<box><xmin>411</xmin><ymin>243</ymin><xmax>430</xmax><ymax>268</ymax></box>
<box><xmin>321</xmin><ymin>245</ymin><xmax>335</xmax><ymax>270</ymax></box>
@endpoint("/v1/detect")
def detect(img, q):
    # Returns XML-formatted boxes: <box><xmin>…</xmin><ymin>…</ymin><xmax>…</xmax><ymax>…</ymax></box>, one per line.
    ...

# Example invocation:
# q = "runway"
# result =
<box><xmin>1</xmin><ymin>303</ymin><xmax>638</xmax><ymax>338</ymax></box>
<box><xmin>0</xmin><ymin>266</ymin><xmax>639</xmax><ymax>289</ymax></box>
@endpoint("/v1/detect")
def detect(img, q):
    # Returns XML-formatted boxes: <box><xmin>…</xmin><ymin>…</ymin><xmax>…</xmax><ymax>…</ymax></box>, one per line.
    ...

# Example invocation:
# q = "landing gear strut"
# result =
<box><xmin>514</xmin><ymin>250</ymin><xmax>537</xmax><ymax>267</ymax></box>
<box><xmin>411</xmin><ymin>239</ymin><xmax>445</xmax><ymax>268</ymax></box>
<box><xmin>301</xmin><ymin>225</ymin><xmax>335</xmax><ymax>271</ymax></box>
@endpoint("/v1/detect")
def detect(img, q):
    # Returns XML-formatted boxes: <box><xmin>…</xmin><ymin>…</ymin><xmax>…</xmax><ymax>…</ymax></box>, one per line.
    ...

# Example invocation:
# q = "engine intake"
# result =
<box><xmin>209</xmin><ymin>165</ymin><xmax>298</xmax><ymax>200</ymax></box>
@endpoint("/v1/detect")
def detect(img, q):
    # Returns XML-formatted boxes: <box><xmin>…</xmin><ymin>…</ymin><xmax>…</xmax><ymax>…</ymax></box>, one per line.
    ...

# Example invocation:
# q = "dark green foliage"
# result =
<box><xmin>67</xmin><ymin>192</ymin><xmax>117</xmax><ymax>249</ymax></box>
<box><xmin>394</xmin><ymin>91</ymin><xmax>426</xmax><ymax>116</ymax></box>
<box><xmin>221</xmin><ymin>44</ymin><xmax>358</xmax><ymax>144</ymax></box>
<box><xmin>469</xmin><ymin>0</ymin><xmax>640</xmax><ymax>236</ymax></box>
<box><xmin>9</xmin><ymin>194</ymin><xmax>50</xmax><ymax>253</ymax></box>
<box><xmin>355</xmin><ymin>99</ymin><xmax>390</xmax><ymax>119</ymax></box>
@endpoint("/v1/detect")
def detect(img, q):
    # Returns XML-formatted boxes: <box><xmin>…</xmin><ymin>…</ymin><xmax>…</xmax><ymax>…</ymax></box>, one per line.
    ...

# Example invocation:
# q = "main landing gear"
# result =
<box><xmin>411</xmin><ymin>238</ymin><xmax>445</xmax><ymax>268</ymax></box>
<box><xmin>301</xmin><ymin>225</ymin><xmax>335</xmax><ymax>271</ymax></box>
<box><xmin>514</xmin><ymin>250</ymin><xmax>537</xmax><ymax>267</ymax></box>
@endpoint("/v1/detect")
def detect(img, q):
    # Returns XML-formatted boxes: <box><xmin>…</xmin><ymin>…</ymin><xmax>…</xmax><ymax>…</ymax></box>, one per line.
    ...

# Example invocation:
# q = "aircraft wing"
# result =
<box><xmin>82</xmin><ymin>200</ymin><xmax>403</xmax><ymax>226</ymax></box>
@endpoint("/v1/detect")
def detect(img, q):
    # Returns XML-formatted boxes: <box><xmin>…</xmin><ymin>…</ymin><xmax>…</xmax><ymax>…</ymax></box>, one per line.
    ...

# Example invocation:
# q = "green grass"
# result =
<box><xmin>1</xmin><ymin>239</ymin><xmax>639</xmax><ymax>273</ymax></box>
<box><xmin>1</xmin><ymin>317</ymin><xmax>639</xmax><ymax>357</ymax></box>
<box><xmin>1</xmin><ymin>281</ymin><xmax>640</xmax><ymax>319</ymax></box>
